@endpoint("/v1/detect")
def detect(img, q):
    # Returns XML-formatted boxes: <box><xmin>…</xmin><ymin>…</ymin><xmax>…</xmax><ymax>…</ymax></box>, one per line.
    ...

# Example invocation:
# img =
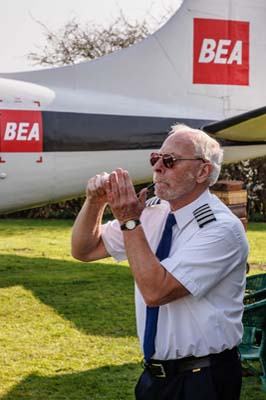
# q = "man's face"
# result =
<box><xmin>152</xmin><ymin>133</ymin><xmax>205</xmax><ymax>205</ymax></box>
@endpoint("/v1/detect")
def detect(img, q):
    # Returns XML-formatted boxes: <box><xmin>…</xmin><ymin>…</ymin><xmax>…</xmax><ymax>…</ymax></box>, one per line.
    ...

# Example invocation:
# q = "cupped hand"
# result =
<box><xmin>86</xmin><ymin>172</ymin><xmax>110</xmax><ymax>204</ymax></box>
<box><xmin>104</xmin><ymin>168</ymin><xmax>147</xmax><ymax>224</ymax></box>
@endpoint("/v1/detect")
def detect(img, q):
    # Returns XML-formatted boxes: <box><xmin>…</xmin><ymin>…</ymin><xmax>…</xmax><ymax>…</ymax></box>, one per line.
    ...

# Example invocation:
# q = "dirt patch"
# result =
<box><xmin>250</xmin><ymin>264</ymin><xmax>266</xmax><ymax>271</ymax></box>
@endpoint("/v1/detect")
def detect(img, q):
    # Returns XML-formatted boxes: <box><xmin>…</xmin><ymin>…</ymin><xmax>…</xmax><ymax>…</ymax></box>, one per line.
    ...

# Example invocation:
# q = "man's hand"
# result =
<box><xmin>104</xmin><ymin>168</ymin><xmax>147</xmax><ymax>225</ymax></box>
<box><xmin>86</xmin><ymin>172</ymin><xmax>110</xmax><ymax>205</ymax></box>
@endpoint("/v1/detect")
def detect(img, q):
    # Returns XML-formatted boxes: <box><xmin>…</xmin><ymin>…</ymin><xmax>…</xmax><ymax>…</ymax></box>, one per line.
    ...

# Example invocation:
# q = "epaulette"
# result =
<box><xmin>145</xmin><ymin>196</ymin><xmax>161</xmax><ymax>207</ymax></box>
<box><xmin>193</xmin><ymin>203</ymin><xmax>216</xmax><ymax>228</ymax></box>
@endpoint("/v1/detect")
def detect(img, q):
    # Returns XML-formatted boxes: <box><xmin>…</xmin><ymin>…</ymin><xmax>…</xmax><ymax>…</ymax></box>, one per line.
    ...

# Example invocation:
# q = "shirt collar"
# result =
<box><xmin>172</xmin><ymin>189</ymin><xmax>213</xmax><ymax>230</ymax></box>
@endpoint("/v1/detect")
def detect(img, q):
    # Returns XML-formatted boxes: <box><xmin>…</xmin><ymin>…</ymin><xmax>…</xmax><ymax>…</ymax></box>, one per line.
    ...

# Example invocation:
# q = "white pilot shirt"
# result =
<box><xmin>101</xmin><ymin>189</ymin><xmax>249</xmax><ymax>360</ymax></box>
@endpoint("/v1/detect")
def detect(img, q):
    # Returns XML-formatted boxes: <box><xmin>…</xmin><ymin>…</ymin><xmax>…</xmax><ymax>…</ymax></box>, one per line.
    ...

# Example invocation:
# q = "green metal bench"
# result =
<box><xmin>245</xmin><ymin>273</ymin><xmax>266</xmax><ymax>295</ymax></box>
<box><xmin>244</xmin><ymin>273</ymin><xmax>266</xmax><ymax>306</ymax></box>
<box><xmin>238</xmin><ymin>298</ymin><xmax>266</xmax><ymax>392</ymax></box>
<box><xmin>244</xmin><ymin>287</ymin><xmax>266</xmax><ymax>305</ymax></box>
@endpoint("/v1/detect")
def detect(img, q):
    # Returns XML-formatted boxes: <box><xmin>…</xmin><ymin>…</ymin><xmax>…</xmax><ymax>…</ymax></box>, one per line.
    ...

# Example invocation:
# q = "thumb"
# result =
<box><xmin>138</xmin><ymin>188</ymin><xmax>148</xmax><ymax>207</ymax></box>
<box><xmin>103</xmin><ymin>180</ymin><xmax>113</xmax><ymax>202</ymax></box>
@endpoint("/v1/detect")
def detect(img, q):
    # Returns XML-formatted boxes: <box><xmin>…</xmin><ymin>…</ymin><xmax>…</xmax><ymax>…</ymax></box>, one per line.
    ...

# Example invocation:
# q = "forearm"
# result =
<box><xmin>71</xmin><ymin>197</ymin><xmax>107</xmax><ymax>261</ymax></box>
<box><xmin>123</xmin><ymin>226</ymin><xmax>188</xmax><ymax>306</ymax></box>
<box><xmin>103</xmin><ymin>168</ymin><xmax>188</xmax><ymax>305</ymax></box>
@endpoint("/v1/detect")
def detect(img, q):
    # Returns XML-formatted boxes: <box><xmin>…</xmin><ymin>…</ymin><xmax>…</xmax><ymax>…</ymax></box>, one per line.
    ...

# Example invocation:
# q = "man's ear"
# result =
<box><xmin>196</xmin><ymin>163</ymin><xmax>213</xmax><ymax>184</ymax></box>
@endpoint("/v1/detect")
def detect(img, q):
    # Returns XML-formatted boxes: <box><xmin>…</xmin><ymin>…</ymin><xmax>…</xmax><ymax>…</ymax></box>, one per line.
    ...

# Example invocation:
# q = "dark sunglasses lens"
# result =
<box><xmin>150</xmin><ymin>153</ymin><xmax>160</xmax><ymax>166</ymax></box>
<box><xmin>163</xmin><ymin>154</ymin><xmax>174</xmax><ymax>168</ymax></box>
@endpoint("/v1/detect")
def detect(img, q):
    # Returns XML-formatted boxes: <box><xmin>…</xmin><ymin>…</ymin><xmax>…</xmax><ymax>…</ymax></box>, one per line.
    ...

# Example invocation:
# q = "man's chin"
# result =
<box><xmin>154</xmin><ymin>188</ymin><xmax>169</xmax><ymax>200</ymax></box>
<box><xmin>155</xmin><ymin>188</ymin><xmax>181</xmax><ymax>202</ymax></box>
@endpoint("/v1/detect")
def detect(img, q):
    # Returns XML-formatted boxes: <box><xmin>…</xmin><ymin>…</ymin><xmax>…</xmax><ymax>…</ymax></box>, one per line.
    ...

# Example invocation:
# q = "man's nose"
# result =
<box><xmin>152</xmin><ymin>157</ymin><xmax>164</xmax><ymax>171</ymax></box>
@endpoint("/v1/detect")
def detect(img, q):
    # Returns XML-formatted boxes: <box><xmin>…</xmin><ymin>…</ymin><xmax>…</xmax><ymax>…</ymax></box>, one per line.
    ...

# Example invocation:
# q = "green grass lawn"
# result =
<box><xmin>0</xmin><ymin>219</ymin><xmax>265</xmax><ymax>399</ymax></box>
<box><xmin>246</xmin><ymin>222</ymin><xmax>266</xmax><ymax>267</ymax></box>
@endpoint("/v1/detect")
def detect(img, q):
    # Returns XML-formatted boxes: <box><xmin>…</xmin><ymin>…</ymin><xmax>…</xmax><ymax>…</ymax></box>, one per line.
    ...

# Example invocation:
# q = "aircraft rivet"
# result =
<box><xmin>0</xmin><ymin>172</ymin><xmax>7</xmax><ymax>179</ymax></box>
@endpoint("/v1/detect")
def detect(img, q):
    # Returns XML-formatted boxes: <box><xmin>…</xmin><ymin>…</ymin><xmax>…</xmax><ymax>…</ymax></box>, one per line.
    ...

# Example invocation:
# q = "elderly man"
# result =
<box><xmin>71</xmin><ymin>124</ymin><xmax>249</xmax><ymax>400</ymax></box>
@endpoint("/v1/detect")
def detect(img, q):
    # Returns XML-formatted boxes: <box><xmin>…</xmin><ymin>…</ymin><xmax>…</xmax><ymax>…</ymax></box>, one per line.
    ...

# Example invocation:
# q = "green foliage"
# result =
<box><xmin>0</xmin><ymin>183</ymin><xmax>150</xmax><ymax>220</ymax></box>
<box><xmin>0</xmin><ymin>198</ymin><xmax>86</xmax><ymax>220</ymax></box>
<box><xmin>221</xmin><ymin>157</ymin><xmax>266</xmax><ymax>221</ymax></box>
<box><xmin>0</xmin><ymin>219</ymin><xmax>265</xmax><ymax>399</ymax></box>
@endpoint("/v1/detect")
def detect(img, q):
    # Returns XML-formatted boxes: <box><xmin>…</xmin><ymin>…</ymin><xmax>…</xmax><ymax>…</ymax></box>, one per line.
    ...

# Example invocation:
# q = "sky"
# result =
<box><xmin>0</xmin><ymin>0</ymin><xmax>181</xmax><ymax>73</ymax></box>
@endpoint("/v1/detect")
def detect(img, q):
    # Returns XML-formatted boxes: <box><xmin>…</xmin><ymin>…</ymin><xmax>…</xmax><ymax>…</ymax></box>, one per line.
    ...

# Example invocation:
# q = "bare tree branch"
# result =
<box><xmin>28</xmin><ymin>10</ymin><xmax>159</xmax><ymax>67</ymax></box>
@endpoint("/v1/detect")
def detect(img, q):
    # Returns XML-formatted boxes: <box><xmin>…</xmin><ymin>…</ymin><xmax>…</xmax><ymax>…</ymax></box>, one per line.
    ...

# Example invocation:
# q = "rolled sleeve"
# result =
<box><xmin>101</xmin><ymin>220</ymin><xmax>127</xmax><ymax>262</ymax></box>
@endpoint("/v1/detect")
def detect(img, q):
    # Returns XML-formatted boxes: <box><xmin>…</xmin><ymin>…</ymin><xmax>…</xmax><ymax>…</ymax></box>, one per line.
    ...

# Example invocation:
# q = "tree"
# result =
<box><xmin>28</xmin><ymin>10</ymin><xmax>169</xmax><ymax>67</ymax></box>
<box><xmin>220</xmin><ymin>157</ymin><xmax>266</xmax><ymax>221</ymax></box>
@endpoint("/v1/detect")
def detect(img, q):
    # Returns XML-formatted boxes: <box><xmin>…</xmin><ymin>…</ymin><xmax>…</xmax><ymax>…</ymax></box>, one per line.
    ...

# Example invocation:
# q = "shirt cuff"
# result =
<box><xmin>101</xmin><ymin>231</ymin><xmax>127</xmax><ymax>263</ymax></box>
<box><xmin>161</xmin><ymin>258</ymin><xmax>200</xmax><ymax>297</ymax></box>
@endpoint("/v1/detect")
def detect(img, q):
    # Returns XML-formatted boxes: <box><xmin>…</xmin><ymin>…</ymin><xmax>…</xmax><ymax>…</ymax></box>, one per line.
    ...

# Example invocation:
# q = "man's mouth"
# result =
<box><xmin>155</xmin><ymin>181</ymin><xmax>168</xmax><ymax>187</ymax></box>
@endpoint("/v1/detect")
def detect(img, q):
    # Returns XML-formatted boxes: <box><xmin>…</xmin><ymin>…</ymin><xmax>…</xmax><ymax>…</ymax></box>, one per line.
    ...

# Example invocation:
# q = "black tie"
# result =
<box><xmin>143</xmin><ymin>213</ymin><xmax>177</xmax><ymax>361</ymax></box>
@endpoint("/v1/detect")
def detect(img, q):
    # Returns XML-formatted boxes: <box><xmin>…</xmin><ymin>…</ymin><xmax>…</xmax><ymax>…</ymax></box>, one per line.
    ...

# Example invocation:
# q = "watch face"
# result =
<box><xmin>126</xmin><ymin>220</ymin><xmax>136</xmax><ymax>230</ymax></box>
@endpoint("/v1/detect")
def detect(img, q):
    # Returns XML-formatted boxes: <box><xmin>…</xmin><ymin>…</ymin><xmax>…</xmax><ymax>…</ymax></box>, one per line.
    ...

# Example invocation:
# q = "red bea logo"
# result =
<box><xmin>193</xmin><ymin>18</ymin><xmax>249</xmax><ymax>85</ymax></box>
<box><xmin>0</xmin><ymin>110</ymin><xmax>43</xmax><ymax>152</ymax></box>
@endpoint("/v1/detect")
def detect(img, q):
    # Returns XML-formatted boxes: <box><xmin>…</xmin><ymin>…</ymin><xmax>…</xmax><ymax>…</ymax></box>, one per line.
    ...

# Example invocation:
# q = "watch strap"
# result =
<box><xmin>121</xmin><ymin>219</ymin><xmax>141</xmax><ymax>231</ymax></box>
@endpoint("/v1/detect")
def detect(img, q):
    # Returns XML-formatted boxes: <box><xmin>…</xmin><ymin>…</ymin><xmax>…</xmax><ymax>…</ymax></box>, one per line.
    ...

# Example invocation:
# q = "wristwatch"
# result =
<box><xmin>121</xmin><ymin>219</ymin><xmax>141</xmax><ymax>231</ymax></box>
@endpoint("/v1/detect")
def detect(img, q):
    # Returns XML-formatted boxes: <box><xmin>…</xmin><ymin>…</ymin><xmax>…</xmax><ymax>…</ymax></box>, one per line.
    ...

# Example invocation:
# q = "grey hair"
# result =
<box><xmin>169</xmin><ymin>123</ymin><xmax>224</xmax><ymax>186</ymax></box>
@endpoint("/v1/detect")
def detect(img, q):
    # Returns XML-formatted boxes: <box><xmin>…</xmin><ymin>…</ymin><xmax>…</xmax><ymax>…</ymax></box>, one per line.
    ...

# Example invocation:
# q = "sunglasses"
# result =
<box><xmin>150</xmin><ymin>152</ymin><xmax>206</xmax><ymax>169</ymax></box>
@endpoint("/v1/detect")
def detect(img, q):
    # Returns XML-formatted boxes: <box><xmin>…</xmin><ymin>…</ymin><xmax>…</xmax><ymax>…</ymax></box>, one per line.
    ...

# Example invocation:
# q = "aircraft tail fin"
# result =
<box><xmin>1</xmin><ymin>0</ymin><xmax>266</xmax><ymax>122</ymax></box>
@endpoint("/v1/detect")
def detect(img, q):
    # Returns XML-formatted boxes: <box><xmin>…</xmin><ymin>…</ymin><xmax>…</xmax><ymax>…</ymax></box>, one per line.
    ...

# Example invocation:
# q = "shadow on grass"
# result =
<box><xmin>1</xmin><ymin>362</ymin><xmax>141</xmax><ymax>400</ymax></box>
<box><xmin>247</xmin><ymin>222</ymin><xmax>266</xmax><ymax>232</ymax></box>
<box><xmin>2</xmin><ymin>362</ymin><xmax>264</xmax><ymax>400</ymax></box>
<box><xmin>0</xmin><ymin>254</ymin><xmax>136</xmax><ymax>338</ymax></box>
